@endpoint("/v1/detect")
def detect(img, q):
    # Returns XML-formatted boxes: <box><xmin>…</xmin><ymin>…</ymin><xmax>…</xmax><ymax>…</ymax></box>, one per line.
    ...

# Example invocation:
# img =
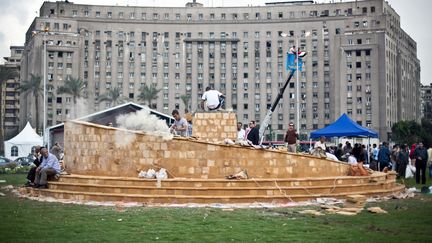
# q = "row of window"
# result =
<box><xmin>59</xmin><ymin>5</ymin><xmax>375</xmax><ymax>21</ymax></box>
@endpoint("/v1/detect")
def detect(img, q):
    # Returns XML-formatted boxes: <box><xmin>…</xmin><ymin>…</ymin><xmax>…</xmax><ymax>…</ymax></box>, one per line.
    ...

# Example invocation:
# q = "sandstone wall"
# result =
<box><xmin>64</xmin><ymin>121</ymin><xmax>350</xmax><ymax>179</ymax></box>
<box><xmin>192</xmin><ymin>112</ymin><xmax>237</xmax><ymax>142</ymax></box>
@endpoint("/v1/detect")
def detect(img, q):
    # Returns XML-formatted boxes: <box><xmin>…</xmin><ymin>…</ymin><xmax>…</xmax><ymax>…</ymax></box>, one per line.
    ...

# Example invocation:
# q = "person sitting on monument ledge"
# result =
<box><xmin>170</xmin><ymin>109</ymin><xmax>188</xmax><ymax>137</ymax></box>
<box><xmin>33</xmin><ymin>147</ymin><xmax>61</xmax><ymax>189</ymax></box>
<box><xmin>24</xmin><ymin>145</ymin><xmax>42</xmax><ymax>187</ymax></box>
<box><xmin>200</xmin><ymin>86</ymin><xmax>225</xmax><ymax>111</ymax></box>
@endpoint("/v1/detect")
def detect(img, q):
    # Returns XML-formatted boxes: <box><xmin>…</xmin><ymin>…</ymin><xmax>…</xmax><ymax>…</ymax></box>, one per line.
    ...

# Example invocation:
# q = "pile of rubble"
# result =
<box><xmin>299</xmin><ymin>195</ymin><xmax>388</xmax><ymax>216</ymax></box>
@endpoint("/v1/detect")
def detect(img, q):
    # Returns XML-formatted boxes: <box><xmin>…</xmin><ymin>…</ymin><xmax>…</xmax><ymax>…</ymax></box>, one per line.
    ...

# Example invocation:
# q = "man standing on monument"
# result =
<box><xmin>246</xmin><ymin>120</ymin><xmax>259</xmax><ymax>145</ymax></box>
<box><xmin>170</xmin><ymin>109</ymin><xmax>188</xmax><ymax>137</ymax></box>
<box><xmin>284</xmin><ymin>122</ymin><xmax>298</xmax><ymax>153</ymax></box>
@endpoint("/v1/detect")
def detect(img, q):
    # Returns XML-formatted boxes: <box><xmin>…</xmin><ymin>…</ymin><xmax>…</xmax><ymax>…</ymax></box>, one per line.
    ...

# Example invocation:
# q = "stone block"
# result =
<box><xmin>207</xmin><ymin>160</ymin><xmax>215</xmax><ymax>167</ymax></box>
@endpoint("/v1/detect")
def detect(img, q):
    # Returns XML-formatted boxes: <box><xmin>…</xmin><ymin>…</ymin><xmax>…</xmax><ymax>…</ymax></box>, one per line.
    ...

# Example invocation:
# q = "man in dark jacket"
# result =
<box><xmin>284</xmin><ymin>122</ymin><xmax>298</xmax><ymax>153</ymax></box>
<box><xmin>246</xmin><ymin>120</ymin><xmax>260</xmax><ymax>145</ymax></box>
<box><xmin>397</xmin><ymin>144</ymin><xmax>409</xmax><ymax>179</ymax></box>
<box><xmin>25</xmin><ymin>146</ymin><xmax>42</xmax><ymax>187</ymax></box>
<box><xmin>414</xmin><ymin>142</ymin><xmax>428</xmax><ymax>184</ymax></box>
<box><xmin>378</xmin><ymin>142</ymin><xmax>391</xmax><ymax>172</ymax></box>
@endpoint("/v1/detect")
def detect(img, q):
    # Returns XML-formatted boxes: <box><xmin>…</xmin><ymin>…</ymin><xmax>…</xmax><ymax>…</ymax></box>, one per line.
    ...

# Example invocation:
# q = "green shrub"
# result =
<box><xmin>0</xmin><ymin>165</ymin><xmax>30</xmax><ymax>174</ymax></box>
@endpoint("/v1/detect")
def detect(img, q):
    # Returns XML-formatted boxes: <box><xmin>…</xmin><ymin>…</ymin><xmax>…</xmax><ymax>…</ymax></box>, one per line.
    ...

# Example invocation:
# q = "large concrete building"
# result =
<box><xmin>420</xmin><ymin>84</ymin><xmax>432</xmax><ymax>120</ymax></box>
<box><xmin>1</xmin><ymin>46</ymin><xmax>23</xmax><ymax>149</ymax></box>
<box><xmin>19</xmin><ymin>0</ymin><xmax>420</xmax><ymax>141</ymax></box>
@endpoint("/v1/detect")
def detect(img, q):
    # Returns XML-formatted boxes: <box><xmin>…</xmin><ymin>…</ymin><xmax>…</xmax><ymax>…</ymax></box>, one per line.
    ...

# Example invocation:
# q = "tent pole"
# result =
<box><xmin>367</xmin><ymin>137</ymin><xmax>370</xmax><ymax>164</ymax></box>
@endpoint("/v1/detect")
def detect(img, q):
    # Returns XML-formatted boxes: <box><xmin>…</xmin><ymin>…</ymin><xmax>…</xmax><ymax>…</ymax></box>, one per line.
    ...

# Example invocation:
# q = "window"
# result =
<box><xmin>11</xmin><ymin>146</ymin><xmax>18</xmax><ymax>156</ymax></box>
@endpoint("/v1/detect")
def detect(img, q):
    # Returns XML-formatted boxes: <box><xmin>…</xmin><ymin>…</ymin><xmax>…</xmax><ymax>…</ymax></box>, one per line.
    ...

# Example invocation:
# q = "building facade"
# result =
<box><xmin>1</xmin><ymin>46</ymin><xmax>23</xmax><ymax>145</ymax></box>
<box><xmin>421</xmin><ymin>84</ymin><xmax>432</xmax><ymax>120</ymax></box>
<box><xmin>20</xmin><ymin>0</ymin><xmax>420</xmax><ymax>141</ymax></box>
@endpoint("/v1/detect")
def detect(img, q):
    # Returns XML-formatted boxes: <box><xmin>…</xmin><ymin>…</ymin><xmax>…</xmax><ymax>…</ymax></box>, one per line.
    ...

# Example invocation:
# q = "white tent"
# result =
<box><xmin>4</xmin><ymin>122</ymin><xmax>43</xmax><ymax>160</ymax></box>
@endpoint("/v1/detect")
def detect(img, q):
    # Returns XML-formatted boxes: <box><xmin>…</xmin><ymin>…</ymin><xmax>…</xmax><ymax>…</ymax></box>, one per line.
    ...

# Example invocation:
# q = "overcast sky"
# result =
<box><xmin>0</xmin><ymin>0</ymin><xmax>430</xmax><ymax>84</ymax></box>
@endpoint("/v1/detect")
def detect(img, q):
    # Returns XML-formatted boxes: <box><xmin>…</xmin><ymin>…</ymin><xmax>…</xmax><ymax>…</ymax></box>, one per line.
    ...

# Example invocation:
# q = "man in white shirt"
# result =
<box><xmin>236</xmin><ymin>122</ymin><xmax>245</xmax><ymax>141</ymax></box>
<box><xmin>314</xmin><ymin>136</ymin><xmax>327</xmax><ymax>151</ymax></box>
<box><xmin>201</xmin><ymin>87</ymin><xmax>224</xmax><ymax>111</ymax></box>
<box><xmin>347</xmin><ymin>153</ymin><xmax>358</xmax><ymax>165</ymax></box>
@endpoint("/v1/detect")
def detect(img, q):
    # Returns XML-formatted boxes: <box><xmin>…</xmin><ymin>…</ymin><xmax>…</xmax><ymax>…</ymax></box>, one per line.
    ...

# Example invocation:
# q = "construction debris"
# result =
<box><xmin>367</xmin><ymin>207</ymin><xmax>388</xmax><ymax>214</ymax></box>
<box><xmin>345</xmin><ymin>195</ymin><xmax>367</xmax><ymax>208</ymax></box>
<box><xmin>225</xmin><ymin>170</ymin><xmax>249</xmax><ymax>180</ymax></box>
<box><xmin>299</xmin><ymin>209</ymin><xmax>324</xmax><ymax>216</ymax></box>
<box><xmin>335</xmin><ymin>211</ymin><xmax>358</xmax><ymax>216</ymax></box>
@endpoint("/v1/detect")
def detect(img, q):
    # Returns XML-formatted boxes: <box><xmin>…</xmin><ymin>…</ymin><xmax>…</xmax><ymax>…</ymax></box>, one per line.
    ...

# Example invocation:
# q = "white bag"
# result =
<box><xmin>155</xmin><ymin>168</ymin><xmax>168</xmax><ymax>180</ymax></box>
<box><xmin>405</xmin><ymin>164</ymin><xmax>416</xmax><ymax>179</ymax></box>
<box><xmin>138</xmin><ymin>170</ymin><xmax>147</xmax><ymax>178</ymax></box>
<box><xmin>145</xmin><ymin>169</ymin><xmax>156</xmax><ymax>179</ymax></box>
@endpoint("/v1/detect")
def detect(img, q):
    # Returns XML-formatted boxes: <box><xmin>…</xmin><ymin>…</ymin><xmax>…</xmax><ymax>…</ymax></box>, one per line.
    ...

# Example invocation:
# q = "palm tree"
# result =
<box><xmin>138</xmin><ymin>84</ymin><xmax>161</xmax><ymax>109</ymax></box>
<box><xmin>57</xmin><ymin>77</ymin><xmax>86</xmax><ymax>118</ymax></box>
<box><xmin>180</xmin><ymin>94</ymin><xmax>191</xmax><ymax>110</ymax></box>
<box><xmin>16</xmin><ymin>74</ymin><xmax>43</xmax><ymax>131</ymax></box>
<box><xmin>97</xmin><ymin>86</ymin><xmax>127</xmax><ymax>107</ymax></box>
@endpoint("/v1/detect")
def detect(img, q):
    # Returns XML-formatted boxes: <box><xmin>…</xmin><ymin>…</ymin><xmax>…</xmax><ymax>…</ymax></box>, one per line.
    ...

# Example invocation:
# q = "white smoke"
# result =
<box><xmin>116</xmin><ymin>109</ymin><xmax>173</xmax><ymax>141</ymax></box>
<box><xmin>114</xmin><ymin>130</ymin><xmax>137</xmax><ymax>148</ymax></box>
<box><xmin>71</xmin><ymin>97</ymin><xmax>91</xmax><ymax>119</ymax></box>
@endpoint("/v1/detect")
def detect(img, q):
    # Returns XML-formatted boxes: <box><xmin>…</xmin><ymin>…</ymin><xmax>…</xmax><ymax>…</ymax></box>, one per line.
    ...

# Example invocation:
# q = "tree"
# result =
<box><xmin>16</xmin><ymin>74</ymin><xmax>43</xmax><ymax>131</ymax></box>
<box><xmin>180</xmin><ymin>94</ymin><xmax>191</xmax><ymax>110</ymax></box>
<box><xmin>0</xmin><ymin>66</ymin><xmax>17</xmax><ymax>85</ymax></box>
<box><xmin>391</xmin><ymin>120</ymin><xmax>420</xmax><ymax>145</ymax></box>
<box><xmin>57</xmin><ymin>77</ymin><xmax>86</xmax><ymax>118</ymax></box>
<box><xmin>97</xmin><ymin>86</ymin><xmax>127</xmax><ymax>107</ymax></box>
<box><xmin>391</xmin><ymin>119</ymin><xmax>432</xmax><ymax>147</ymax></box>
<box><xmin>138</xmin><ymin>84</ymin><xmax>161</xmax><ymax>109</ymax></box>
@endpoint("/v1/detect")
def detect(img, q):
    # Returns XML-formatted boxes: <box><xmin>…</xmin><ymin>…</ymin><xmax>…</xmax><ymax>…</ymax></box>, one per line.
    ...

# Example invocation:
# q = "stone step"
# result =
<box><xmin>48</xmin><ymin>180</ymin><xmax>398</xmax><ymax>197</ymax></box>
<box><xmin>57</xmin><ymin>173</ymin><xmax>391</xmax><ymax>188</ymax></box>
<box><xmin>30</xmin><ymin>184</ymin><xmax>405</xmax><ymax>204</ymax></box>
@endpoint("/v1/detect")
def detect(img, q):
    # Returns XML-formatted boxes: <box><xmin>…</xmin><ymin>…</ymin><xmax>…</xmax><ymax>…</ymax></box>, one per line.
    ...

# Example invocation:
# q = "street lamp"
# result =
<box><xmin>280</xmin><ymin>31</ymin><xmax>310</xmax><ymax>137</ymax></box>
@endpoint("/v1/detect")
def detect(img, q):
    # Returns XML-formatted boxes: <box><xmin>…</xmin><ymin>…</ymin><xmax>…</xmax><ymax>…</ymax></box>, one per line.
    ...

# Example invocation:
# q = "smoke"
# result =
<box><xmin>114</xmin><ymin>130</ymin><xmax>137</xmax><ymax>148</ymax></box>
<box><xmin>71</xmin><ymin>97</ymin><xmax>91</xmax><ymax>119</ymax></box>
<box><xmin>116</xmin><ymin>109</ymin><xmax>173</xmax><ymax>141</ymax></box>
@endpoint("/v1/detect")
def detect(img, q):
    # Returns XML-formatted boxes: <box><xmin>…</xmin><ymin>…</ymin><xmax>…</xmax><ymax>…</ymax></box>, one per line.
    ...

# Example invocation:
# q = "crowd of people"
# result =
<box><xmin>278</xmin><ymin>122</ymin><xmax>432</xmax><ymax>184</ymax></box>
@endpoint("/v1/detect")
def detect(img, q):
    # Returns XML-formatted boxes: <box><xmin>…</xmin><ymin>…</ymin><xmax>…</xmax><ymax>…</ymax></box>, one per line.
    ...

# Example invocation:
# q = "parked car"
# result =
<box><xmin>0</xmin><ymin>156</ymin><xmax>14</xmax><ymax>166</ymax></box>
<box><xmin>0</xmin><ymin>156</ymin><xmax>12</xmax><ymax>163</ymax></box>
<box><xmin>14</xmin><ymin>157</ymin><xmax>34</xmax><ymax>166</ymax></box>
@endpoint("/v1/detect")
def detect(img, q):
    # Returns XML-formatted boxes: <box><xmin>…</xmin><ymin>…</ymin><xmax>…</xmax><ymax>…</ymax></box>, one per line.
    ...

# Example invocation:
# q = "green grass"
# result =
<box><xmin>0</xmin><ymin>174</ymin><xmax>432</xmax><ymax>242</ymax></box>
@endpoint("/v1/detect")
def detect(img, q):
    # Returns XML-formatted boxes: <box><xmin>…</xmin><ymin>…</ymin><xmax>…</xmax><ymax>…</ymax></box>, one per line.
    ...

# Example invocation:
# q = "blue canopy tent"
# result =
<box><xmin>310</xmin><ymin>113</ymin><xmax>378</xmax><ymax>139</ymax></box>
<box><xmin>310</xmin><ymin>114</ymin><xmax>378</xmax><ymax>163</ymax></box>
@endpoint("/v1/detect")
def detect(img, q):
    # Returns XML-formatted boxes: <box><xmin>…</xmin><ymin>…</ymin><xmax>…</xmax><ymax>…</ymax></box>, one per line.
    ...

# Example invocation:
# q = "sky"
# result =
<box><xmin>0</xmin><ymin>0</ymin><xmax>430</xmax><ymax>84</ymax></box>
